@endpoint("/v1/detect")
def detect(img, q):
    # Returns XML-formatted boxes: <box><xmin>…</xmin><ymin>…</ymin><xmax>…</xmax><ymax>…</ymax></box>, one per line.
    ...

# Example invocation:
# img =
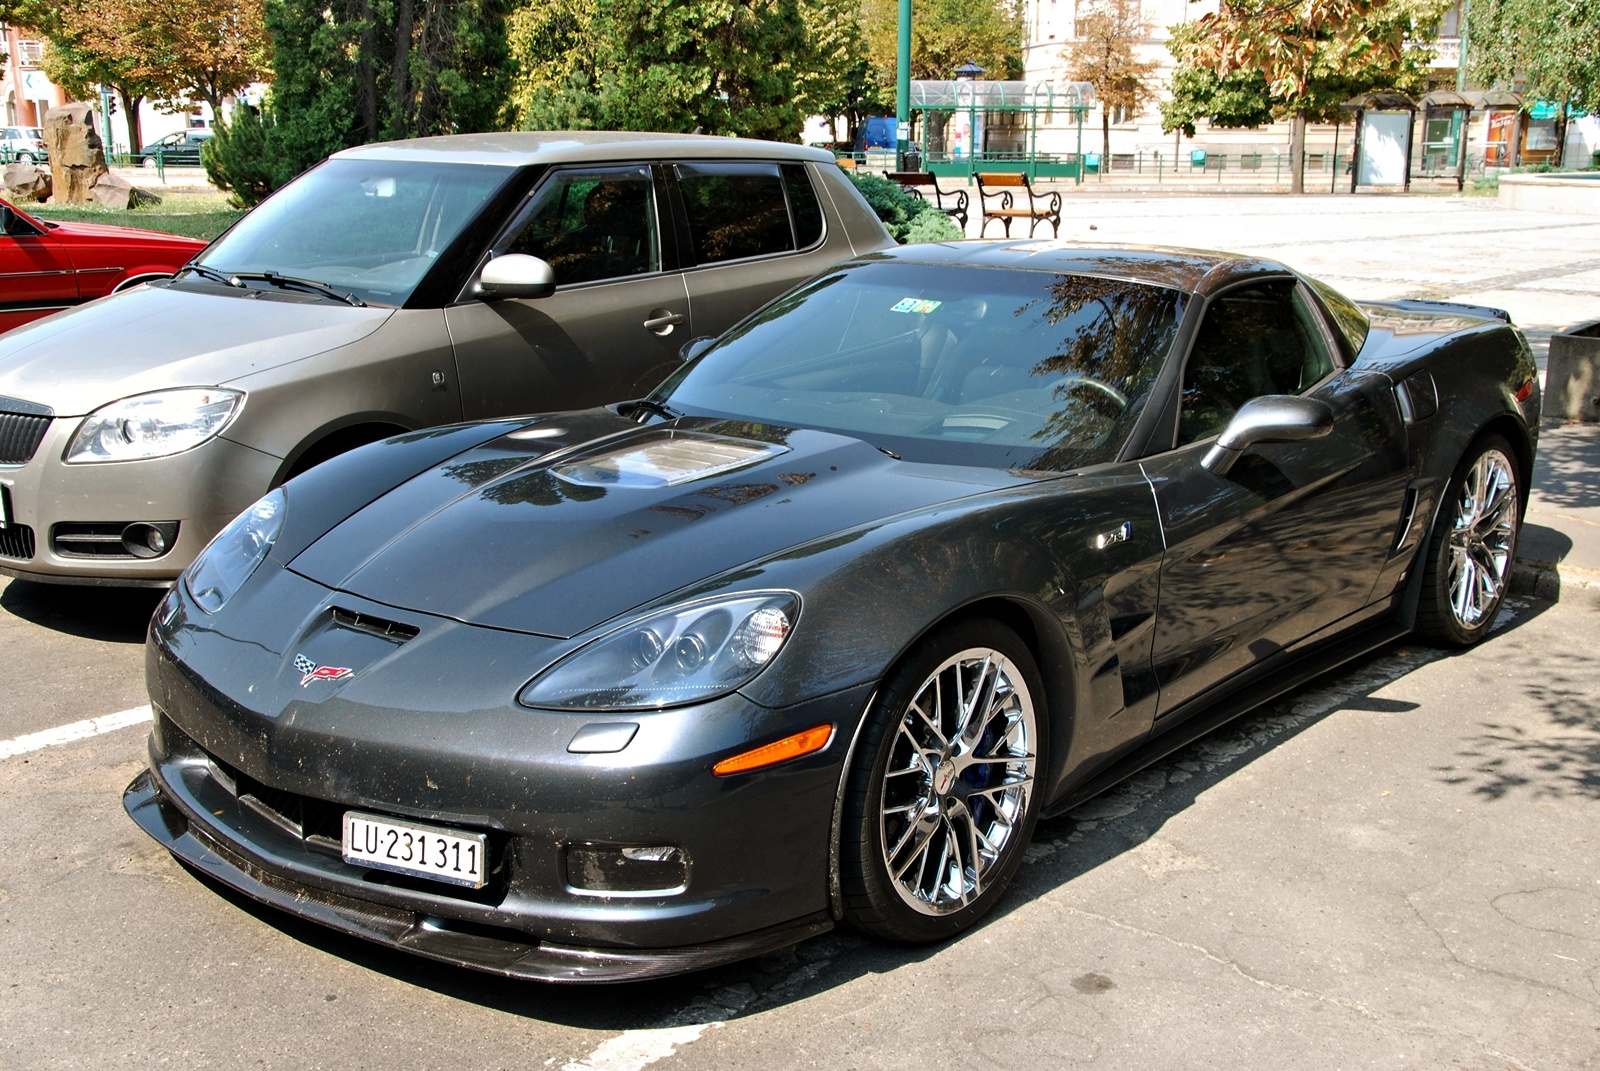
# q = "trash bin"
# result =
<box><xmin>1547</xmin><ymin>320</ymin><xmax>1600</xmax><ymax>422</ymax></box>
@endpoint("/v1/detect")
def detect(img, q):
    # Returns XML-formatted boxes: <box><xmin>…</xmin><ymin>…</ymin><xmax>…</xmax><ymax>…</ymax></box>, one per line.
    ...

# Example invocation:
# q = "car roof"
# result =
<box><xmin>866</xmin><ymin>239</ymin><xmax>1293</xmax><ymax>296</ymax></box>
<box><xmin>332</xmin><ymin>130</ymin><xmax>837</xmax><ymax>168</ymax></box>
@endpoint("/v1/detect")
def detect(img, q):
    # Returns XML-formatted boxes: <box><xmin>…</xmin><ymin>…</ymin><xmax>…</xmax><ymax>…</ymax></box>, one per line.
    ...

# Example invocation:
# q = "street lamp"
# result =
<box><xmin>896</xmin><ymin>0</ymin><xmax>911</xmax><ymax>169</ymax></box>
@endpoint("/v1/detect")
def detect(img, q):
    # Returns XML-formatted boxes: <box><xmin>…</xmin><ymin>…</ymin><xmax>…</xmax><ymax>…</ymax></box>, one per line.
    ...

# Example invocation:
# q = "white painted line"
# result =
<box><xmin>0</xmin><ymin>705</ymin><xmax>152</xmax><ymax>759</ymax></box>
<box><xmin>563</xmin><ymin>1024</ymin><xmax>720</xmax><ymax>1071</ymax></box>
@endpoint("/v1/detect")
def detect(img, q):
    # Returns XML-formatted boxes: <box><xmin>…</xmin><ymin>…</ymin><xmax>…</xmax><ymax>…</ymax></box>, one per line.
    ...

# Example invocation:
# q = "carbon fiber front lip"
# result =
<box><xmin>123</xmin><ymin>765</ymin><xmax>833</xmax><ymax>984</ymax></box>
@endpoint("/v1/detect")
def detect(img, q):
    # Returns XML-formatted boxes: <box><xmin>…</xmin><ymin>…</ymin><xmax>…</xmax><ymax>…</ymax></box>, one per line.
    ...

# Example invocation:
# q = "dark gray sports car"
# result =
<box><xmin>125</xmin><ymin>241</ymin><xmax>1540</xmax><ymax>983</ymax></box>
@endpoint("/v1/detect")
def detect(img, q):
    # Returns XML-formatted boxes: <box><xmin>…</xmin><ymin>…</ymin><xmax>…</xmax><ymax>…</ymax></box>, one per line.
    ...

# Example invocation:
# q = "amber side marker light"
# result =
<box><xmin>712</xmin><ymin>724</ymin><xmax>834</xmax><ymax>776</ymax></box>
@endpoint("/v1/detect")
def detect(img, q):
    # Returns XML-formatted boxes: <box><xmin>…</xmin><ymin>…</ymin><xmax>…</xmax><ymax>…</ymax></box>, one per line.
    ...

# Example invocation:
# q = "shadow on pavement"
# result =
<box><xmin>1531</xmin><ymin>425</ymin><xmax>1600</xmax><ymax>512</ymax></box>
<box><xmin>174</xmin><ymin>597</ymin><xmax>1554</xmax><ymax>1032</ymax></box>
<box><xmin>0</xmin><ymin>577</ymin><xmax>163</xmax><ymax>643</ymax></box>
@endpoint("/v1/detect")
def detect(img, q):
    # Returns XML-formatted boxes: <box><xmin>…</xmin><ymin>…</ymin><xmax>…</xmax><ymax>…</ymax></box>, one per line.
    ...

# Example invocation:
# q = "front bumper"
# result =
<box><xmin>124</xmin><ymin>763</ymin><xmax>834</xmax><ymax>983</ymax></box>
<box><xmin>0</xmin><ymin>418</ymin><xmax>279</xmax><ymax>585</ymax></box>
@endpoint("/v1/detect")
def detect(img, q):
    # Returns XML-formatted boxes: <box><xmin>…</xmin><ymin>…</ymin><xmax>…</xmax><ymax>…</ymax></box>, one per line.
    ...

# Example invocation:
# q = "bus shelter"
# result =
<box><xmin>907</xmin><ymin>80</ymin><xmax>1098</xmax><ymax>184</ymax></box>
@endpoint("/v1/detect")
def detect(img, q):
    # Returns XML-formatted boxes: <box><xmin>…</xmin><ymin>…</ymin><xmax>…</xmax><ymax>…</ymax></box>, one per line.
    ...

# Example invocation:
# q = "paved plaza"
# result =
<box><xmin>2</xmin><ymin>194</ymin><xmax>1599</xmax><ymax>1070</ymax></box>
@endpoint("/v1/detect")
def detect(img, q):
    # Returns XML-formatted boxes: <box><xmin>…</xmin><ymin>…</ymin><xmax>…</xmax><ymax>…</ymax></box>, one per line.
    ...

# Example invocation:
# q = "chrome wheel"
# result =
<box><xmin>878</xmin><ymin>647</ymin><xmax>1036</xmax><ymax>916</ymax></box>
<box><xmin>1446</xmin><ymin>447</ymin><xmax>1517</xmax><ymax>627</ymax></box>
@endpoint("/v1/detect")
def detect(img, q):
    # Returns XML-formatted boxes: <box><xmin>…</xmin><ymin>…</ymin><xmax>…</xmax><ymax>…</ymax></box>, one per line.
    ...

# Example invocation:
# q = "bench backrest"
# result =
<box><xmin>884</xmin><ymin>171</ymin><xmax>937</xmax><ymax>185</ymax></box>
<box><xmin>977</xmin><ymin>172</ymin><xmax>1028</xmax><ymax>187</ymax></box>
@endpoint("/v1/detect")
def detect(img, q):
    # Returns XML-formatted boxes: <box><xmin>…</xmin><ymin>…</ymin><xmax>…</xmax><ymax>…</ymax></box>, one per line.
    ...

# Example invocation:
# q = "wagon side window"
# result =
<box><xmin>1177</xmin><ymin>280</ymin><xmax>1335</xmax><ymax>445</ymax></box>
<box><xmin>503</xmin><ymin>165</ymin><xmax>661</xmax><ymax>287</ymax></box>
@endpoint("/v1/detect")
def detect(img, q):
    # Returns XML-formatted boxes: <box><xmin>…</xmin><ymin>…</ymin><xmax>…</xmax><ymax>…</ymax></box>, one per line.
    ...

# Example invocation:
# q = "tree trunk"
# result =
<box><xmin>358</xmin><ymin>0</ymin><xmax>378</xmax><ymax>141</ymax></box>
<box><xmin>1553</xmin><ymin>98</ymin><xmax>1570</xmax><ymax>168</ymax></box>
<box><xmin>117</xmin><ymin>88</ymin><xmax>144</xmax><ymax>156</ymax></box>
<box><xmin>1102</xmin><ymin>109</ymin><xmax>1111</xmax><ymax>165</ymax></box>
<box><xmin>391</xmin><ymin>0</ymin><xmax>415</xmax><ymax>138</ymax></box>
<box><xmin>1288</xmin><ymin>113</ymin><xmax>1306</xmax><ymax>194</ymax></box>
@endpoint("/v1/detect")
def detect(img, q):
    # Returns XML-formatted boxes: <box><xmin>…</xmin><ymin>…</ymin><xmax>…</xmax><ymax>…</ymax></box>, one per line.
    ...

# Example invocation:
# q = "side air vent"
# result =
<box><xmin>0</xmin><ymin>396</ymin><xmax>52</xmax><ymax>465</ymax></box>
<box><xmin>331</xmin><ymin>607</ymin><xmax>421</xmax><ymax>642</ymax></box>
<box><xmin>0</xmin><ymin>522</ymin><xmax>35</xmax><ymax>560</ymax></box>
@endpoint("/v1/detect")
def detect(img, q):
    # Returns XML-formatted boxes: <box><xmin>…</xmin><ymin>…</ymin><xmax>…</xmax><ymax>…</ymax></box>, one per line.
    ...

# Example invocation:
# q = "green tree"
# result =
<box><xmin>1467</xmin><ymin>0</ymin><xmax>1600</xmax><ymax>164</ymax></box>
<box><xmin>1064</xmin><ymin>0</ymin><xmax>1160</xmax><ymax>162</ymax></box>
<box><xmin>515</xmin><ymin>0</ymin><xmax>811</xmax><ymax>140</ymax></box>
<box><xmin>206</xmin><ymin>0</ymin><xmax>512</xmax><ymax>204</ymax></box>
<box><xmin>1166</xmin><ymin>0</ymin><xmax>1448</xmax><ymax>192</ymax></box>
<box><xmin>862</xmin><ymin>0</ymin><xmax>1023</xmax><ymax>84</ymax></box>
<box><xmin>796</xmin><ymin>0</ymin><xmax>885</xmax><ymax>142</ymax></box>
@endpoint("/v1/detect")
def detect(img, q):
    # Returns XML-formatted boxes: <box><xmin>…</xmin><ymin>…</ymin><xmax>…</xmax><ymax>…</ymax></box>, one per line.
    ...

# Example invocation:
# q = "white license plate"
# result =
<box><xmin>341</xmin><ymin>811</ymin><xmax>488</xmax><ymax>889</ymax></box>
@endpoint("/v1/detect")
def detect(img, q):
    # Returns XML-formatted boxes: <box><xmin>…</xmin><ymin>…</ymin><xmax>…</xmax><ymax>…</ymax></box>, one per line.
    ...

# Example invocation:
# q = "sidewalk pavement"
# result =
<box><xmin>1516</xmin><ymin>422</ymin><xmax>1600</xmax><ymax>597</ymax></box>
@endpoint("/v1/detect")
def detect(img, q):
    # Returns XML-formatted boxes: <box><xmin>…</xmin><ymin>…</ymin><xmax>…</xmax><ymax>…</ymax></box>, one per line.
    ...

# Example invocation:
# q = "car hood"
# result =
<box><xmin>39</xmin><ymin>218</ymin><xmax>207</xmax><ymax>247</ymax></box>
<box><xmin>289</xmin><ymin>414</ymin><xmax>1031</xmax><ymax>638</ymax></box>
<box><xmin>0</xmin><ymin>283</ymin><xmax>393</xmax><ymax>415</ymax></box>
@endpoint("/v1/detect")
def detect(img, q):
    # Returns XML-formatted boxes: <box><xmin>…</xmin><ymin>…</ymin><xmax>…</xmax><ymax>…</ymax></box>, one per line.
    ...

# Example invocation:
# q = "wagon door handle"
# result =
<box><xmin>643</xmin><ymin>310</ymin><xmax>685</xmax><ymax>334</ymax></box>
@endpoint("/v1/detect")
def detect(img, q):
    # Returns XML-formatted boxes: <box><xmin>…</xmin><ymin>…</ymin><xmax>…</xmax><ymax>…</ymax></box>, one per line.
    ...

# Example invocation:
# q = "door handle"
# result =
<box><xmin>643</xmin><ymin>311</ymin><xmax>685</xmax><ymax>334</ymax></box>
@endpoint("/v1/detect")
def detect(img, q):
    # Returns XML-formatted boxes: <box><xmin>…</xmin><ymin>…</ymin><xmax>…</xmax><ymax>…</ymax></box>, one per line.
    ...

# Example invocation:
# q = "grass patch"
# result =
<box><xmin>27</xmin><ymin>189</ymin><xmax>245</xmax><ymax>241</ymax></box>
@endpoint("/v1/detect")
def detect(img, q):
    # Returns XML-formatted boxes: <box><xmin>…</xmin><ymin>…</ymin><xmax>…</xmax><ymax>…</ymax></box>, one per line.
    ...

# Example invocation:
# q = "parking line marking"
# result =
<box><xmin>563</xmin><ymin>1024</ymin><xmax>719</xmax><ymax>1071</ymax></box>
<box><xmin>0</xmin><ymin>705</ymin><xmax>152</xmax><ymax>760</ymax></box>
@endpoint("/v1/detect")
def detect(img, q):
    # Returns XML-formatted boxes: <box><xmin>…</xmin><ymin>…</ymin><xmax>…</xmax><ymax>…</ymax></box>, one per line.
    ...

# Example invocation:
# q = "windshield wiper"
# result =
<box><xmin>228</xmin><ymin>271</ymin><xmax>366</xmax><ymax>307</ymax></box>
<box><xmin>626</xmin><ymin>398</ymin><xmax>681</xmax><ymax>422</ymax></box>
<box><xmin>177</xmin><ymin>263</ymin><xmax>243</xmax><ymax>288</ymax></box>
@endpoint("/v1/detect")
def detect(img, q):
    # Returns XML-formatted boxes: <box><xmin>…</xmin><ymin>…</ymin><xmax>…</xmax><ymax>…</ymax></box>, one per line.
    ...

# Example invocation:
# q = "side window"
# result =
<box><xmin>1178</xmin><ymin>280</ymin><xmax>1336</xmax><ymax>445</ymax></box>
<box><xmin>504</xmin><ymin>166</ymin><xmax>659</xmax><ymax>287</ymax></box>
<box><xmin>781</xmin><ymin>164</ymin><xmax>824</xmax><ymax>248</ymax></box>
<box><xmin>675</xmin><ymin>162</ymin><xmax>794</xmax><ymax>264</ymax></box>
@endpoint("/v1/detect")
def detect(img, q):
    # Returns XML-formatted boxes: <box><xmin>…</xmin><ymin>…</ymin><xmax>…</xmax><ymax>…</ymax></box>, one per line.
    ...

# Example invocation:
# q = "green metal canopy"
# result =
<box><xmin>904</xmin><ymin>80</ymin><xmax>1099</xmax><ymax>184</ymax></box>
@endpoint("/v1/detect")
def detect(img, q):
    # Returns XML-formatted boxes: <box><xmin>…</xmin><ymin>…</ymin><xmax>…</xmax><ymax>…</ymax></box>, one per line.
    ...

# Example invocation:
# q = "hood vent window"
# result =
<box><xmin>331</xmin><ymin>607</ymin><xmax>421</xmax><ymax>642</ymax></box>
<box><xmin>552</xmin><ymin>433</ymin><xmax>787</xmax><ymax>489</ymax></box>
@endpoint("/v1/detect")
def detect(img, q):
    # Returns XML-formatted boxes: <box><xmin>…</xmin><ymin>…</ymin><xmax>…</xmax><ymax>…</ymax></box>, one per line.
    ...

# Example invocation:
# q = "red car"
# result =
<box><xmin>0</xmin><ymin>197</ymin><xmax>207</xmax><ymax>333</ymax></box>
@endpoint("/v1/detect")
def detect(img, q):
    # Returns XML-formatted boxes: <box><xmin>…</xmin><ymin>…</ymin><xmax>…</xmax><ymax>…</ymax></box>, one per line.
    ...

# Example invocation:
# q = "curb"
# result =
<box><xmin>1511</xmin><ymin>558</ymin><xmax>1600</xmax><ymax>600</ymax></box>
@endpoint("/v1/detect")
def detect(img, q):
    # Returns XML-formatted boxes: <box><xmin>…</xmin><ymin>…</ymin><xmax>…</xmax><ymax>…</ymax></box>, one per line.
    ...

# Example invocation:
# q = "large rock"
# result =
<box><xmin>43</xmin><ymin>102</ymin><xmax>109</xmax><ymax>205</ymax></box>
<box><xmin>1546</xmin><ymin>321</ymin><xmax>1600</xmax><ymax>423</ymax></box>
<box><xmin>90</xmin><ymin>171</ymin><xmax>161</xmax><ymax>210</ymax></box>
<box><xmin>1</xmin><ymin>160</ymin><xmax>50</xmax><ymax>202</ymax></box>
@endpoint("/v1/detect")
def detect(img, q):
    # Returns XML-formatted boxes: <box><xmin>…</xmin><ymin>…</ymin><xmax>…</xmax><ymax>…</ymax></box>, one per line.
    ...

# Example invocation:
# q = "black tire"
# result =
<box><xmin>1415</xmin><ymin>434</ymin><xmax>1522</xmax><ymax>647</ymax></box>
<box><xmin>840</xmin><ymin>617</ymin><xmax>1046</xmax><ymax>943</ymax></box>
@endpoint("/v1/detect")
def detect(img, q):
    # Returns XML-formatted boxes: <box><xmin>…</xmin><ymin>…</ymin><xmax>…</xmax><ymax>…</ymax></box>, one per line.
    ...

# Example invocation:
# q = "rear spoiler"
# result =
<box><xmin>1381</xmin><ymin>298</ymin><xmax>1512</xmax><ymax>324</ymax></box>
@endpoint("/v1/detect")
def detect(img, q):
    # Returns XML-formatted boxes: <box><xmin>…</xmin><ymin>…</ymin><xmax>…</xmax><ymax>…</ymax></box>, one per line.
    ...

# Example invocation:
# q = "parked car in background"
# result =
<box><xmin>0</xmin><ymin>132</ymin><xmax>893</xmax><ymax>585</ymax></box>
<box><xmin>137</xmin><ymin>130</ymin><xmax>213</xmax><ymax>167</ymax></box>
<box><xmin>0</xmin><ymin>196</ymin><xmax>205</xmax><ymax>332</ymax></box>
<box><xmin>0</xmin><ymin>126</ymin><xmax>47</xmax><ymax>163</ymax></box>
<box><xmin>125</xmin><ymin>241</ymin><xmax>1540</xmax><ymax>981</ymax></box>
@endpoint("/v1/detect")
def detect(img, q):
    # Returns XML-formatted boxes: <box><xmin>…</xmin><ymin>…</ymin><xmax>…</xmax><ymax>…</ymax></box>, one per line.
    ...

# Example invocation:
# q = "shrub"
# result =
<box><xmin>847</xmin><ymin>171</ymin><xmax>963</xmax><ymax>243</ymax></box>
<box><xmin>202</xmin><ymin>110</ymin><xmax>283</xmax><ymax>208</ymax></box>
<box><xmin>902</xmin><ymin>209</ymin><xmax>964</xmax><ymax>243</ymax></box>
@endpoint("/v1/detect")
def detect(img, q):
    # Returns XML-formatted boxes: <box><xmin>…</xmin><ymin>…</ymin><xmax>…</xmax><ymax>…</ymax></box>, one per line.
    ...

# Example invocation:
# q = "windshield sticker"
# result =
<box><xmin>890</xmin><ymin>298</ymin><xmax>942</xmax><ymax>314</ymax></box>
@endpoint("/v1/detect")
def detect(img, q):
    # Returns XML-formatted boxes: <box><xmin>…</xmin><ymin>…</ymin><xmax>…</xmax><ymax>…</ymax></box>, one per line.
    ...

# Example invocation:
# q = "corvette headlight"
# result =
<box><xmin>519</xmin><ymin>592</ymin><xmax>799</xmax><ymax>711</ymax></box>
<box><xmin>184</xmin><ymin>488</ymin><xmax>284</xmax><ymax>614</ymax></box>
<box><xmin>66</xmin><ymin>388</ymin><xmax>242</xmax><ymax>463</ymax></box>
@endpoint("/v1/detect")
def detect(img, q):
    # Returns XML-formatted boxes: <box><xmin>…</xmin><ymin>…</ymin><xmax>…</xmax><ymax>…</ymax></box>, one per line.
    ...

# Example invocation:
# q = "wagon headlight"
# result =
<box><xmin>66</xmin><ymin>388</ymin><xmax>242</xmax><ymax>463</ymax></box>
<box><xmin>184</xmin><ymin>488</ymin><xmax>284</xmax><ymax>614</ymax></box>
<box><xmin>519</xmin><ymin>592</ymin><xmax>799</xmax><ymax>711</ymax></box>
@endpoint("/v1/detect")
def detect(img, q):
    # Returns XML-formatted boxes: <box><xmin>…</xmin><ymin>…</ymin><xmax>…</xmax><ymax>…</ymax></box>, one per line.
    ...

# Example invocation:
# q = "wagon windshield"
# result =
<box><xmin>195</xmin><ymin>158</ymin><xmax>513</xmax><ymax>306</ymax></box>
<box><xmin>658</xmin><ymin>261</ymin><xmax>1187</xmax><ymax>471</ymax></box>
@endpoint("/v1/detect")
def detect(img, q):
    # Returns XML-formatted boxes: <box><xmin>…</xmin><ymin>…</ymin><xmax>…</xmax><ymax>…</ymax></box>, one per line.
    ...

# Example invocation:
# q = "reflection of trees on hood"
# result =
<box><xmin>1025</xmin><ymin>272</ymin><xmax>1185</xmax><ymax>472</ymax></box>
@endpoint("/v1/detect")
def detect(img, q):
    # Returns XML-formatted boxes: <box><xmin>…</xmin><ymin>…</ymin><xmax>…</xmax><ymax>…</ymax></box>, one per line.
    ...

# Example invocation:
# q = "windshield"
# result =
<box><xmin>196</xmin><ymin>158</ymin><xmax>514</xmax><ymax>306</ymax></box>
<box><xmin>658</xmin><ymin>261</ymin><xmax>1187</xmax><ymax>471</ymax></box>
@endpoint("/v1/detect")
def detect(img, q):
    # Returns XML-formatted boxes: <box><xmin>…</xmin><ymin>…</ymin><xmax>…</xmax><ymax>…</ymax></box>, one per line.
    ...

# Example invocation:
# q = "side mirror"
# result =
<box><xmin>1202</xmin><ymin>395</ymin><xmax>1334</xmax><ymax>476</ymax></box>
<box><xmin>474</xmin><ymin>254</ymin><xmax>555</xmax><ymax>301</ymax></box>
<box><xmin>679</xmin><ymin>336</ymin><xmax>716</xmax><ymax>363</ymax></box>
<box><xmin>0</xmin><ymin>205</ymin><xmax>15</xmax><ymax>236</ymax></box>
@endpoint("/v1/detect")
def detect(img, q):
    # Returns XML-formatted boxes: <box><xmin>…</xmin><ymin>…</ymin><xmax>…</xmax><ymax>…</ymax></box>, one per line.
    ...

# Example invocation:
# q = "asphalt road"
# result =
<box><xmin>2</xmin><ymin>577</ymin><xmax>1597</xmax><ymax>1070</ymax></box>
<box><xmin>5</xmin><ymin>195</ymin><xmax>1600</xmax><ymax>1069</ymax></box>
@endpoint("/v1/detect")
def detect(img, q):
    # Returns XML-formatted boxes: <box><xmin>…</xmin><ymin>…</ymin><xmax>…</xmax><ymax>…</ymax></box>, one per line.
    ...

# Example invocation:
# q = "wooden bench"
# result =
<box><xmin>976</xmin><ymin>172</ymin><xmax>1061</xmax><ymax>238</ymax></box>
<box><xmin>883</xmin><ymin>170</ymin><xmax>969</xmax><ymax>229</ymax></box>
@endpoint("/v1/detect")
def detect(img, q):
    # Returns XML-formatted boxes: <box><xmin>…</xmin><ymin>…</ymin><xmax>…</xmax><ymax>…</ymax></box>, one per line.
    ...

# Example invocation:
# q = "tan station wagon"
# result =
<box><xmin>0</xmin><ymin>132</ymin><xmax>893</xmax><ymax>585</ymax></box>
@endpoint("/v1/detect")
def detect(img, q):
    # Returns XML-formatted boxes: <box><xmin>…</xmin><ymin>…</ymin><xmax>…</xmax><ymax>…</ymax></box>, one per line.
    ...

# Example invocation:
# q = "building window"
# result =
<box><xmin>1111</xmin><ymin>104</ymin><xmax>1135</xmax><ymax>125</ymax></box>
<box><xmin>17</xmin><ymin>40</ymin><xmax>45</xmax><ymax>68</ymax></box>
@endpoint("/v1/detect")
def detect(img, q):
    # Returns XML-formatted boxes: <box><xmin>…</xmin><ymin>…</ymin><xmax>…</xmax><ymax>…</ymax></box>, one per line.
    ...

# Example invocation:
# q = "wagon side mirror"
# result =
<box><xmin>679</xmin><ymin>336</ymin><xmax>716</xmax><ymax>363</ymax></box>
<box><xmin>1202</xmin><ymin>395</ymin><xmax>1334</xmax><ymax>476</ymax></box>
<box><xmin>0</xmin><ymin>205</ymin><xmax>15</xmax><ymax>236</ymax></box>
<box><xmin>474</xmin><ymin>254</ymin><xmax>555</xmax><ymax>300</ymax></box>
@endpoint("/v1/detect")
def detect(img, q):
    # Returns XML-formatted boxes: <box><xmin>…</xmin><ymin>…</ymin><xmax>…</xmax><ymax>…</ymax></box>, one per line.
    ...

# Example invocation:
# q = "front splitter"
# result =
<box><xmin>123</xmin><ymin>768</ymin><xmax>834</xmax><ymax>984</ymax></box>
